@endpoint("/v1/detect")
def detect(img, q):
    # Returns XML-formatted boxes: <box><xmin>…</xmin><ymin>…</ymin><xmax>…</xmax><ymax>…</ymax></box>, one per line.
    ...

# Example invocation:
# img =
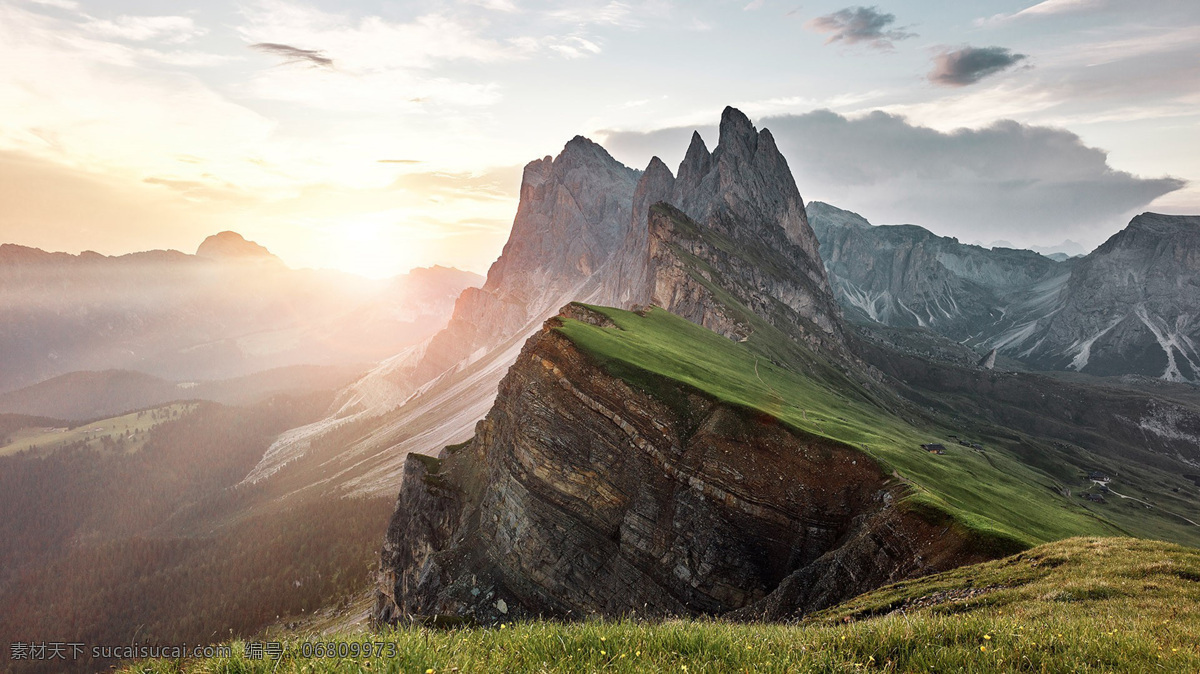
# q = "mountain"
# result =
<box><xmin>238</xmin><ymin>136</ymin><xmax>644</xmax><ymax>490</ymax></box>
<box><xmin>809</xmin><ymin>201</ymin><xmax>1066</xmax><ymax>340</ymax></box>
<box><xmin>616</xmin><ymin>108</ymin><xmax>845</xmax><ymax>349</ymax></box>
<box><xmin>195</xmin><ymin>231</ymin><xmax>280</xmax><ymax>262</ymax></box>
<box><xmin>375</xmin><ymin>302</ymin><xmax>1200</xmax><ymax>625</ymax></box>
<box><xmin>374</xmin><ymin>305</ymin><xmax>1000</xmax><ymax>625</ymax></box>
<box><xmin>810</xmin><ymin>204</ymin><xmax>1200</xmax><ymax>383</ymax></box>
<box><xmin>1003</xmin><ymin>213</ymin><xmax>1200</xmax><ymax>381</ymax></box>
<box><xmin>1030</xmin><ymin>239</ymin><xmax>1089</xmax><ymax>258</ymax></box>
<box><xmin>0</xmin><ymin>239</ymin><xmax>480</xmax><ymax>392</ymax></box>
<box><xmin>0</xmin><ymin>365</ymin><xmax>363</xmax><ymax>421</ymax></box>
<box><xmin>245</xmin><ymin>107</ymin><xmax>849</xmax><ymax>494</ymax></box>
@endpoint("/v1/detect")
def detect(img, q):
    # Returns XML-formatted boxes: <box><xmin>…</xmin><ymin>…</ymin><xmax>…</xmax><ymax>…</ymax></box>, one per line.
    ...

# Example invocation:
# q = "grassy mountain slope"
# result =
<box><xmin>556</xmin><ymin>304</ymin><xmax>1200</xmax><ymax>551</ymax></box>
<box><xmin>120</xmin><ymin>537</ymin><xmax>1200</xmax><ymax>673</ymax></box>
<box><xmin>640</xmin><ymin>201</ymin><xmax>1198</xmax><ymax>549</ymax></box>
<box><xmin>0</xmin><ymin>402</ymin><xmax>198</xmax><ymax>457</ymax></box>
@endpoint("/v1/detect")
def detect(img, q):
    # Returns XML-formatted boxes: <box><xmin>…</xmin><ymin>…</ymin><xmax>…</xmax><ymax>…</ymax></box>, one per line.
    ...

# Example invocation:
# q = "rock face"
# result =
<box><xmin>613</xmin><ymin>108</ymin><xmax>844</xmax><ymax>345</ymax></box>
<box><xmin>1014</xmin><ymin>213</ymin><xmax>1200</xmax><ymax>381</ymax></box>
<box><xmin>978</xmin><ymin>348</ymin><xmax>997</xmax><ymax>370</ymax></box>
<box><xmin>810</xmin><ymin>204</ymin><xmax>1200</xmax><ymax>382</ymax></box>
<box><xmin>241</xmin><ymin>136</ymin><xmax>643</xmax><ymax>491</ymax></box>
<box><xmin>809</xmin><ymin>201</ymin><xmax>1064</xmax><ymax>339</ymax></box>
<box><xmin>371</xmin><ymin>136</ymin><xmax>641</xmax><ymax>403</ymax></box>
<box><xmin>374</xmin><ymin>306</ymin><xmax>984</xmax><ymax>626</ymax></box>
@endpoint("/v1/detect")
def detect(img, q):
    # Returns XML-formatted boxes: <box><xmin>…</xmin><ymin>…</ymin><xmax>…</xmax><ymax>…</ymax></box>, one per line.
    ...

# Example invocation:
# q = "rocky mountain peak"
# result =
<box><xmin>557</xmin><ymin>135</ymin><xmax>624</xmax><ymax>172</ymax></box>
<box><xmin>715</xmin><ymin>105</ymin><xmax>759</xmax><ymax>160</ymax></box>
<box><xmin>1107</xmin><ymin>212</ymin><xmax>1200</xmax><ymax>246</ymax></box>
<box><xmin>195</xmin><ymin>231</ymin><xmax>279</xmax><ymax>262</ymax></box>
<box><xmin>485</xmin><ymin>135</ymin><xmax>638</xmax><ymax>295</ymax></box>
<box><xmin>676</xmin><ymin>131</ymin><xmax>711</xmax><ymax>188</ymax></box>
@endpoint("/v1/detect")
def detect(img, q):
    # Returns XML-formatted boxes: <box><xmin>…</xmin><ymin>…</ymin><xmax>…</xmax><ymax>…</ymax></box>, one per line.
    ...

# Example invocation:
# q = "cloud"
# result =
<box><xmin>806</xmin><ymin>6</ymin><xmax>915</xmax><ymax>50</ymax></box>
<box><xmin>391</xmin><ymin>165</ymin><xmax>523</xmax><ymax>202</ymax></box>
<box><xmin>597</xmin><ymin>110</ymin><xmax>1185</xmax><ymax>248</ymax></box>
<box><xmin>0</xmin><ymin>3</ymin><xmax>275</xmax><ymax>188</ymax></box>
<box><xmin>979</xmin><ymin>0</ymin><xmax>1200</xmax><ymax>26</ymax></box>
<box><xmin>464</xmin><ymin>0</ymin><xmax>520</xmax><ymax>11</ymax></box>
<box><xmin>929</xmin><ymin>46</ymin><xmax>1027</xmax><ymax>87</ymax></box>
<box><xmin>24</xmin><ymin>0</ymin><xmax>79</xmax><ymax>10</ymax></box>
<box><xmin>250</xmin><ymin>42</ymin><xmax>333</xmax><ymax>68</ymax></box>
<box><xmin>84</xmin><ymin>15</ymin><xmax>206</xmax><ymax>44</ymax></box>
<box><xmin>547</xmin><ymin>2</ymin><xmax>665</xmax><ymax>28</ymax></box>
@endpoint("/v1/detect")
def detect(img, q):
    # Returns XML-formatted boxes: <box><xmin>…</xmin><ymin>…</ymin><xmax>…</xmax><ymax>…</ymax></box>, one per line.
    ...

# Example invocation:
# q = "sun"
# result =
<box><xmin>325</xmin><ymin>219</ymin><xmax>422</xmax><ymax>280</ymax></box>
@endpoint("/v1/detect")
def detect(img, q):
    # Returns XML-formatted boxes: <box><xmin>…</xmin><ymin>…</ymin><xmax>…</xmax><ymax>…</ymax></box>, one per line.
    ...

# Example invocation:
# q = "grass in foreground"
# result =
<box><xmin>121</xmin><ymin>538</ymin><xmax>1200</xmax><ymax>673</ymax></box>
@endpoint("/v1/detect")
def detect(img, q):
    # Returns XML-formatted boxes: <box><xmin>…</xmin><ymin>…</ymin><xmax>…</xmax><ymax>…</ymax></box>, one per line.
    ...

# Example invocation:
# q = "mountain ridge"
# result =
<box><xmin>810</xmin><ymin>203</ymin><xmax>1200</xmax><ymax>383</ymax></box>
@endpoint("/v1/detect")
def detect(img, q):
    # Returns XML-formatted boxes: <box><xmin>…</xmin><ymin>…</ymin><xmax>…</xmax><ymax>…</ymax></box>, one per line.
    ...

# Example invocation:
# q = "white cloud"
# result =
<box><xmin>544</xmin><ymin>35</ymin><xmax>603</xmax><ymax>58</ymax></box>
<box><xmin>979</xmin><ymin>0</ymin><xmax>1200</xmax><ymax>26</ymax></box>
<box><xmin>0</xmin><ymin>4</ymin><xmax>274</xmax><ymax>186</ymax></box>
<box><xmin>464</xmin><ymin>0</ymin><xmax>521</xmax><ymax>11</ymax></box>
<box><xmin>546</xmin><ymin>1</ymin><xmax>671</xmax><ymax>28</ymax></box>
<box><xmin>84</xmin><ymin>15</ymin><xmax>206</xmax><ymax>44</ymax></box>
<box><xmin>22</xmin><ymin>0</ymin><xmax>78</xmax><ymax>9</ymax></box>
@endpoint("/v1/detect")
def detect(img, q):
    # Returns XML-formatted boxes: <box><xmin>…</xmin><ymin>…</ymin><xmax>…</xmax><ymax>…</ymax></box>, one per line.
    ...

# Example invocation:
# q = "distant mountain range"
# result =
<box><xmin>810</xmin><ymin>203</ymin><xmax>1200</xmax><ymax>382</ymax></box>
<box><xmin>0</xmin><ymin>365</ymin><xmax>364</xmax><ymax>422</ymax></box>
<box><xmin>0</xmin><ymin>234</ymin><xmax>481</xmax><ymax>393</ymax></box>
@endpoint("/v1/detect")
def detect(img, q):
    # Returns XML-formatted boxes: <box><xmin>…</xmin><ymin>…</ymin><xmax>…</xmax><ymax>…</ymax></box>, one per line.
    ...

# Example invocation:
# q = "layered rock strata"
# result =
<box><xmin>374</xmin><ymin>306</ymin><xmax>985</xmax><ymax>625</ymax></box>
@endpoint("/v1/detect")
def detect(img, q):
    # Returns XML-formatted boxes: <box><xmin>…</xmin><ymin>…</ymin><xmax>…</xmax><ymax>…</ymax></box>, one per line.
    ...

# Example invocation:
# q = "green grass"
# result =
<box><xmin>554</xmin><ymin>304</ymin><xmax>1133</xmax><ymax>550</ymax></box>
<box><xmin>0</xmin><ymin>402</ymin><xmax>199</xmax><ymax>457</ymax></box>
<box><xmin>119</xmin><ymin>537</ymin><xmax>1200</xmax><ymax>673</ymax></box>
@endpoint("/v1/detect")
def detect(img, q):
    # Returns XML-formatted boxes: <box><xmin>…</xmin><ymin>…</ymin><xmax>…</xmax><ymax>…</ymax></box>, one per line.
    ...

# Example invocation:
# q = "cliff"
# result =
<box><xmin>809</xmin><ymin>201</ymin><xmax>1064</xmax><ymax>339</ymax></box>
<box><xmin>246</xmin><ymin>107</ymin><xmax>853</xmax><ymax>493</ymax></box>
<box><xmin>374</xmin><ymin>305</ymin><xmax>988</xmax><ymax>625</ymax></box>
<box><xmin>809</xmin><ymin>204</ymin><xmax>1200</xmax><ymax>383</ymax></box>
<box><xmin>613</xmin><ymin>108</ymin><xmax>845</xmax><ymax>347</ymax></box>
<box><xmin>1017</xmin><ymin>213</ymin><xmax>1200</xmax><ymax>381</ymax></box>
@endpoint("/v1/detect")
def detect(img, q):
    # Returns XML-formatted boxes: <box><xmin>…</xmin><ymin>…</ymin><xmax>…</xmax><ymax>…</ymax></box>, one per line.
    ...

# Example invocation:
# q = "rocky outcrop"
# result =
<box><xmin>373</xmin><ymin>306</ymin><xmax>987</xmax><ymax>625</ymax></box>
<box><xmin>646</xmin><ymin>203</ymin><xmax>845</xmax><ymax>348</ymax></box>
<box><xmin>613</xmin><ymin>108</ymin><xmax>844</xmax><ymax>345</ymax></box>
<box><xmin>392</xmin><ymin>137</ymin><xmax>641</xmax><ymax>393</ymax></box>
<box><xmin>978</xmin><ymin>348</ymin><xmax>997</xmax><ymax>370</ymax></box>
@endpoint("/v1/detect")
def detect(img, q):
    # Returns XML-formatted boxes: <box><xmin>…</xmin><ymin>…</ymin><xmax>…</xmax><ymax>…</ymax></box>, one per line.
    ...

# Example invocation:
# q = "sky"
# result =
<box><xmin>1</xmin><ymin>0</ymin><xmax>1197</xmax><ymax>277</ymax></box>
